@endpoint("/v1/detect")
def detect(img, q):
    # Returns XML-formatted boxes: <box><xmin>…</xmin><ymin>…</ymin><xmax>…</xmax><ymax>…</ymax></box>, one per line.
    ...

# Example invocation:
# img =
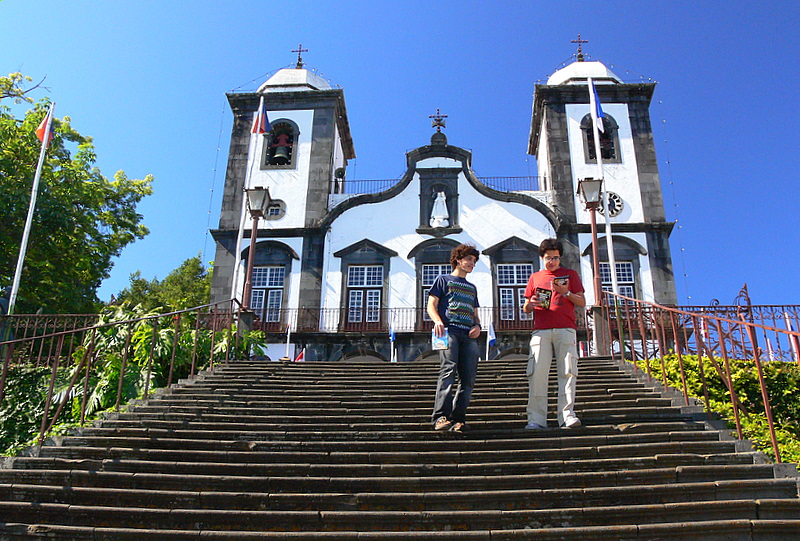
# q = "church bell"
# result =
<box><xmin>271</xmin><ymin>146</ymin><xmax>290</xmax><ymax>165</ymax></box>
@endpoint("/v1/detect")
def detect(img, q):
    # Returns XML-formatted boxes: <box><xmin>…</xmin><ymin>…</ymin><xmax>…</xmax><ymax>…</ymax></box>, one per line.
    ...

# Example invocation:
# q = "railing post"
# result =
<box><xmin>741</xmin><ymin>315</ymin><xmax>782</xmax><ymax>463</ymax></box>
<box><xmin>691</xmin><ymin>316</ymin><xmax>711</xmax><ymax>416</ymax></box>
<box><xmin>115</xmin><ymin>322</ymin><xmax>133</xmax><ymax>412</ymax></box>
<box><xmin>714</xmin><ymin>318</ymin><xmax>743</xmax><ymax>439</ymax></box>
<box><xmin>669</xmin><ymin>311</ymin><xmax>691</xmax><ymax>406</ymax></box>
<box><xmin>143</xmin><ymin>317</ymin><xmax>159</xmax><ymax>401</ymax></box>
<box><xmin>167</xmin><ymin>313</ymin><xmax>181</xmax><ymax>387</ymax></box>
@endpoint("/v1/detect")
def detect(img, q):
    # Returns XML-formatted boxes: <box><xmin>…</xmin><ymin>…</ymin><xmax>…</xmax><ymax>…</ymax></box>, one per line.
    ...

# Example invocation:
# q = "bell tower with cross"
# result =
<box><xmin>527</xmin><ymin>36</ymin><xmax>677</xmax><ymax>305</ymax></box>
<box><xmin>210</xmin><ymin>46</ymin><xmax>356</xmax><ymax>309</ymax></box>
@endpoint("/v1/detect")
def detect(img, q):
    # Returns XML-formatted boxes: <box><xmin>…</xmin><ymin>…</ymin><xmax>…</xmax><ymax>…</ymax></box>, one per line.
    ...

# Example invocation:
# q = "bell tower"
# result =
<box><xmin>210</xmin><ymin>50</ymin><xmax>355</xmax><ymax>307</ymax></box>
<box><xmin>528</xmin><ymin>46</ymin><xmax>677</xmax><ymax>305</ymax></box>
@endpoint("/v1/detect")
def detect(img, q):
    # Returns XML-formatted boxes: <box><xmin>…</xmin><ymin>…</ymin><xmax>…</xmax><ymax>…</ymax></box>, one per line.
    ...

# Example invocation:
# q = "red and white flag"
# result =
<box><xmin>36</xmin><ymin>106</ymin><xmax>55</xmax><ymax>146</ymax></box>
<box><xmin>251</xmin><ymin>96</ymin><xmax>270</xmax><ymax>134</ymax></box>
<box><xmin>293</xmin><ymin>347</ymin><xmax>305</xmax><ymax>362</ymax></box>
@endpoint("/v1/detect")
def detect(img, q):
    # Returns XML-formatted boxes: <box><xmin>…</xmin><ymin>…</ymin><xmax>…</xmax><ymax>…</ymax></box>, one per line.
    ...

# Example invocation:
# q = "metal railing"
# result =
<box><xmin>251</xmin><ymin>306</ymin><xmax>548</xmax><ymax>334</ymax></box>
<box><xmin>331</xmin><ymin>176</ymin><xmax>541</xmax><ymax>195</ymax></box>
<box><xmin>594</xmin><ymin>292</ymin><xmax>800</xmax><ymax>463</ymax></box>
<box><xmin>0</xmin><ymin>300</ymin><xmax>243</xmax><ymax>448</ymax></box>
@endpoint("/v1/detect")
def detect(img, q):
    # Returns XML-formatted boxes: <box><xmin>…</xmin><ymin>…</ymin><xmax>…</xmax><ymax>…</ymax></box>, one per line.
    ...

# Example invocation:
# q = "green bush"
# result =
<box><xmin>636</xmin><ymin>352</ymin><xmax>800</xmax><ymax>463</ymax></box>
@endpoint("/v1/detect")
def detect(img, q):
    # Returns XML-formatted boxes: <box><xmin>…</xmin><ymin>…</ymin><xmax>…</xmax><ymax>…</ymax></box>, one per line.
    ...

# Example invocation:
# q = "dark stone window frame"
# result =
<box><xmin>580</xmin><ymin>114</ymin><xmax>621</xmax><ymax>164</ymax></box>
<box><xmin>334</xmin><ymin>240</ymin><xmax>398</xmax><ymax>330</ymax></box>
<box><xmin>483</xmin><ymin>237</ymin><xmax>540</xmax><ymax>324</ymax></box>
<box><xmin>240</xmin><ymin>241</ymin><xmax>298</xmax><ymax>325</ymax></box>
<box><xmin>260</xmin><ymin>119</ymin><xmax>300</xmax><ymax>170</ymax></box>
<box><xmin>408</xmin><ymin>238</ymin><xmax>461</xmax><ymax>328</ymax></box>
<box><xmin>582</xmin><ymin>235</ymin><xmax>645</xmax><ymax>301</ymax></box>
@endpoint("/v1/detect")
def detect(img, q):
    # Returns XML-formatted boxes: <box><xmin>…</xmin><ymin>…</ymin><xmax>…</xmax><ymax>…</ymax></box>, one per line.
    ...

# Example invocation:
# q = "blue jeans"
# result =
<box><xmin>431</xmin><ymin>330</ymin><xmax>479</xmax><ymax>424</ymax></box>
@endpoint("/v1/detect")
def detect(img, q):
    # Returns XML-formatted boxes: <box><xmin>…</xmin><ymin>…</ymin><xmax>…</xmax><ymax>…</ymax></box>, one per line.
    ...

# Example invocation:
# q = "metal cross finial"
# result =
<box><xmin>292</xmin><ymin>44</ymin><xmax>309</xmax><ymax>69</ymax></box>
<box><xmin>571</xmin><ymin>34</ymin><xmax>589</xmax><ymax>61</ymax></box>
<box><xmin>429</xmin><ymin>108</ymin><xmax>448</xmax><ymax>132</ymax></box>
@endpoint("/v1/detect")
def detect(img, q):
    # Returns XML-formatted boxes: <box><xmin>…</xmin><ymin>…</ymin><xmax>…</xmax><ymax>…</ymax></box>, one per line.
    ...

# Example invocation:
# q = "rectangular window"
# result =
<box><xmin>346</xmin><ymin>265</ymin><xmax>384</xmax><ymax>325</ymax></box>
<box><xmin>496</xmin><ymin>263</ymin><xmax>533</xmax><ymax>321</ymax></box>
<box><xmin>422</xmin><ymin>264</ymin><xmax>452</xmax><ymax>321</ymax></box>
<box><xmin>600</xmin><ymin>261</ymin><xmax>636</xmax><ymax>301</ymax></box>
<box><xmin>251</xmin><ymin>266</ymin><xmax>286</xmax><ymax>322</ymax></box>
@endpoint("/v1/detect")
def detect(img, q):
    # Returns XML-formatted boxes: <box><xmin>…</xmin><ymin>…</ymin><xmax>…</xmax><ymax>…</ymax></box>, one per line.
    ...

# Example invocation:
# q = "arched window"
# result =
<box><xmin>581</xmin><ymin>114</ymin><xmax>621</xmax><ymax>163</ymax></box>
<box><xmin>262</xmin><ymin>119</ymin><xmax>298</xmax><ymax>169</ymax></box>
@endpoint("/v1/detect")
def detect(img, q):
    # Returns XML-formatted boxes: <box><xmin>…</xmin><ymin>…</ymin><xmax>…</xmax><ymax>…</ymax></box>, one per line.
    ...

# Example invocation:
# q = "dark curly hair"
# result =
<box><xmin>450</xmin><ymin>244</ymin><xmax>480</xmax><ymax>269</ymax></box>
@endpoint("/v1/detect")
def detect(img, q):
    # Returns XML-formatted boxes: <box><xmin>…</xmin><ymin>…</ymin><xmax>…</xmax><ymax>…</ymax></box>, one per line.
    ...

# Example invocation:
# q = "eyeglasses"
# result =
<box><xmin>544</xmin><ymin>256</ymin><xmax>561</xmax><ymax>261</ymax></box>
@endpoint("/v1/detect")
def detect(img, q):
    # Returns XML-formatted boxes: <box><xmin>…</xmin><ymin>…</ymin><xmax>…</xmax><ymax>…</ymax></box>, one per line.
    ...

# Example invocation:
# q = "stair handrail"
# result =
<box><xmin>598</xmin><ymin>291</ymin><xmax>800</xmax><ymax>462</ymax></box>
<box><xmin>0</xmin><ymin>298</ymin><xmax>244</xmax><ymax>449</ymax></box>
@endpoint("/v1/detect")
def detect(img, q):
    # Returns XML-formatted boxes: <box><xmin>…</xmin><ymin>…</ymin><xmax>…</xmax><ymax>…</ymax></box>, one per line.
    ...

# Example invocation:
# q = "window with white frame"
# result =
<box><xmin>497</xmin><ymin>263</ymin><xmax>534</xmax><ymax>321</ymax></box>
<box><xmin>600</xmin><ymin>261</ymin><xmax>636</xmax><ymax>300</ymax></box>
<box><xmin>421</xmin><ymin>263</ymin><xmax>452</xmax><ymax>320</ymax></box>
<box><xmin>347</xmin><ymin>265</ymin><xmax>383</xmax><ymax>323</ymax></box>
<box><xmin>250</xmin><ymin>266</ymin><xmax>285</xmax><ymax>322</ymax></box>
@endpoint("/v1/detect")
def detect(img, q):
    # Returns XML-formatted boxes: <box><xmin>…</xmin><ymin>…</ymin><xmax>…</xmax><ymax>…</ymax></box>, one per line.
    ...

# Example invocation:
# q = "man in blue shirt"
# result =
<box><xmin>427</xmin><ymin>244</ymin><xmax>482</xmax><ymax>433</ymax></box>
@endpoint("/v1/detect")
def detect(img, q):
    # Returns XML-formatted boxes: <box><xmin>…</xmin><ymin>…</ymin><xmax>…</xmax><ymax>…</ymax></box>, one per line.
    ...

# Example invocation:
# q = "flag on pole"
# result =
<box><xmin>251</xmin><ymin>96</ymin><xmax>270</xmax><ymax>134</ymax></box>
<box><xmin>488</xmin><ymin>321</ymin><xmax>496</xmax><ymax>347</ymax></box>
<box><xmin>36</xmin><ymin>106</ymin><xmax>55</xmax><ymax>146</ymax></box>
<box><xmin>293</xmin><ymin>347</ymin><xmax>305</xmax><ymax>362</ymax></box>
<box><xmin>588</xmin><ymin>79</ymin><xmax>605</xmax><ymax>133</ymax></box>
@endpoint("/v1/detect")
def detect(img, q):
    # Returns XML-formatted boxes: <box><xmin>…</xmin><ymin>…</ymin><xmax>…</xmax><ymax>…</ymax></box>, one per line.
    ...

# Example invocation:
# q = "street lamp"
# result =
<box><xmin>242</xmin><ymin>186</ymin><xmax>272</xmax><ymax>310</ymax></box>
<box><xmin>577</xmin><ymin>177</ymin><xmax>603</xmax><ymax>306</ymax></box>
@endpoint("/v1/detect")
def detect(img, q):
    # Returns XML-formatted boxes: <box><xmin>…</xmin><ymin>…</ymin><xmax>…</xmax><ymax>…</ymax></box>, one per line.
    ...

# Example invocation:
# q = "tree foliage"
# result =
<box><xmin>0</xmin><ymin>73</ymin><xmax>153</xmax><ymax>313</ymax></box>
<box><xmin>115</xmin><ymin>255</ymin><xmax>212</xmax><ymax>312</ymax></box>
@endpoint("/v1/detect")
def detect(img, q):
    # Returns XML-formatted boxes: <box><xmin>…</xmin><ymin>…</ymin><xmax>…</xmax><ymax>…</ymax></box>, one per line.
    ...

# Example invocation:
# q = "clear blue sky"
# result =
<box><xmin>3</xmin><ymin>0</ymin><xmax>799</xmax><ymax>306</ymax></box>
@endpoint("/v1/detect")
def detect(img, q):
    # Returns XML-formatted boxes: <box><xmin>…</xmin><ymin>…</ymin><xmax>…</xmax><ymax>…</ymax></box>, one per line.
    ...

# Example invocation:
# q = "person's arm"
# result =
<box><xmin>427</xmin><ymin>294</ymin><xmax>445</xmax><ymax>337</ymax></box>
<box><xmin>469</xmin><ymin>308</ymin><xmax>481</xmax><ymax>339</ymax></box>
<box><xmin>552</xmin><ymin>276</ymin><xmax>586</xmax><ymax>307</ymax></box>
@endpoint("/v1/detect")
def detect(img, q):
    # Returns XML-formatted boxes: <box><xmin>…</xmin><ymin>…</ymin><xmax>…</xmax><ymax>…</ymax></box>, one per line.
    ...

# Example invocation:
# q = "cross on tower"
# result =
<box><xmin>571</xmin><ymin>34</ymin><xmax>589</xmax><ymax>61</ymax></box>
<box><xmin>292</xmin><ymin>44</ymin><xmax>309</xmax><ymax>69</ymax></box>
<box><xmin>429</xmin><ymin>108</ymin><xmax>448</xmax><ymax>132</ymax></box>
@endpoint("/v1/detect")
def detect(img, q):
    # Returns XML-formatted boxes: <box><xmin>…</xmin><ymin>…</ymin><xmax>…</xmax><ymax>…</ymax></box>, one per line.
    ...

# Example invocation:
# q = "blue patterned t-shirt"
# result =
<box><xmin>428</xmin><ymin>274</ymin><xmax>479</xmax><ymax>335</ymax></box>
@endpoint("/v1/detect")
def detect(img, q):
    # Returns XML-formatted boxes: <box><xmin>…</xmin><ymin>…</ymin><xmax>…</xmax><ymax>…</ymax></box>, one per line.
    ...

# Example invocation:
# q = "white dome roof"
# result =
<box><xmin>257</xmin><ymin>68</ymin><xmax>332</xmax><ymax>92</ymax></box>
<box><xmin>546</xmin><ymin>61</ymin><xmax>622</xmax><ymax>85</ymax></box>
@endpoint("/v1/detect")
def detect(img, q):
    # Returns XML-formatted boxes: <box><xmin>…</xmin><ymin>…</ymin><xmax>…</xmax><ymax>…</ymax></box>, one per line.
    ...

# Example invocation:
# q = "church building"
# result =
<box><xmin>209</xmin><ymin>49</ymin><xmax>677</xmax><ymax>362</ymax></box>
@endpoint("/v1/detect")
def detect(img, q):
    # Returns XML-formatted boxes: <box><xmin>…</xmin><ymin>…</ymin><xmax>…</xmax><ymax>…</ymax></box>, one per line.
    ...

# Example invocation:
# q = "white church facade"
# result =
<box><xmin>210</xmin><ymin>54</ymin><xmax>677</xmax><ymax>362</ymax></box>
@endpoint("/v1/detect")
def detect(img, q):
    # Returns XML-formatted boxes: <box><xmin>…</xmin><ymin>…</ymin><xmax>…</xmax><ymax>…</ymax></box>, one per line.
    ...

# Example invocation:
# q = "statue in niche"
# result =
<box><xmin>429</xmin><ymin>191</ymin><xmax>449</xmax><ymax>228</ymax></box>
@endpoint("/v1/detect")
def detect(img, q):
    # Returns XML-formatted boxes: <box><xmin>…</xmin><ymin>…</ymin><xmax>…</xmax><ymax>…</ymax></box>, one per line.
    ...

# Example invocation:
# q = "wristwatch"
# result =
<box><xmin>564</xmin><ymin>291</ymin><xmax>571</xmax><ymax>298</ymax></box>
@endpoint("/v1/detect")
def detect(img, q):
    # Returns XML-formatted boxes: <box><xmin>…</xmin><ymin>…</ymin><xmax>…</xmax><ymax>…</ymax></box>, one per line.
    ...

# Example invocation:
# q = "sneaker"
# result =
<box><xmin>561</xmin><ymin>417</ymin><xmax>581</xmax><ymax>429</ymax></box>
<box><xmin>525</xmin><ymin>422</ymin><xmax>547</xmax><ymax>430</ymax></box>
<box><xmin>434</xmin><ymin>416</ymin><xmax>452</xmax><ymax>431</ymax></box>
<box><xmin>450</xmin><ymin>422</ymin><xmax>468</xmax><ymax>433</ymax></box>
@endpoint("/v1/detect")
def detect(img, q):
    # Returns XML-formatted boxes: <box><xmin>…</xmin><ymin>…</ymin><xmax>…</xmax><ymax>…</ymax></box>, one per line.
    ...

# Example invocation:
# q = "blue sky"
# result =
<box><xmin>3</xmin><ymin>0</ymin><xmax>799</xmax><ymax>306</ymax></box>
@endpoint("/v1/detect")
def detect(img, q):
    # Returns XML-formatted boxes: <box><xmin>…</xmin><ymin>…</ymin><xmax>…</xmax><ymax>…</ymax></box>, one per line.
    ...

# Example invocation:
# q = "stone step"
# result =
<box><xmin>1</xmin><ymin>493</ymin><xmax>799</xmax><ymax>532</ymax></box>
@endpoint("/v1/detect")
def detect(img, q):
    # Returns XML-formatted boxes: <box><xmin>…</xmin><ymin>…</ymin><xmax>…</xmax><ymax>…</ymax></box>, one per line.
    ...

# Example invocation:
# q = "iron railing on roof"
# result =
<box><xmin>332</xmin><ymin>176</ymin><xmax>540</xmax><ymax>195</ymax></box>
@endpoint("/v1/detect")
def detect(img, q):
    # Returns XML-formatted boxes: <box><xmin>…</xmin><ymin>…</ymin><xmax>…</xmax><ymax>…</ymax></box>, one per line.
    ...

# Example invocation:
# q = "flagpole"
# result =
<box><xmin>8</xmin><ymin>104</ymin><xmax>55</xmax><ymax>315</ymax></box>
<box><xmin>232</xmin><ymin>96</ymin><xmax>266</xmax><ymax>304</ymax></box>
<box><xmin>588</xmin><ymin>79</ymin><xmax>618</xmax><ymax>295</ymax></box>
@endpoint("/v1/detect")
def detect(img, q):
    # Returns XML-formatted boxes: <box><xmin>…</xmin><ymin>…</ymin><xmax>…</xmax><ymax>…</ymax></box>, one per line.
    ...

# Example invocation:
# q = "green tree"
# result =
<box><xmin>0</xmin><ymin>74</ymin><xmax>153</xmax><ymax>313</ymax></box>
<box><xmin>115</xmin><ymin>255</ymin><xmax>212</xmax><ymax>312</ymax></box>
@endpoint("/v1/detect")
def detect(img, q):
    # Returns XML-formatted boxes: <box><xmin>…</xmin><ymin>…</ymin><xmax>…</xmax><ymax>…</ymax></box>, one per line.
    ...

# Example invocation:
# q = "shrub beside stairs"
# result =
<box><xmin>1</xmin><ymin>355</ymin><xmax>799</xmax><ymax>540</ymax></box>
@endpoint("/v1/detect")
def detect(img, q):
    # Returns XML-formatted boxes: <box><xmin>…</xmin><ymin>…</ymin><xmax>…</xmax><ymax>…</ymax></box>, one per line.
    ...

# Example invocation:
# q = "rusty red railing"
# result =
<box><xmin>592</xmin><ymin>292</ymin><xmax>800</xmax><ymax>462</ymax></box>
<box><xmin>0</xmin><ymin>299</ymin><xmax>243</xmax><ymax>447</ymax></box>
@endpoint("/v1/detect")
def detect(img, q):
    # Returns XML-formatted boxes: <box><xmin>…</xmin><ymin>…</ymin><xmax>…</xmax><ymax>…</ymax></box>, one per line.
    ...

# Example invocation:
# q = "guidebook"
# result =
<box><xmin>553</xmin><ymin>276</ymin><xmax>569</xmax><ymax>287</ymax></box>
<box><xmin>431</xmin><ymin>328</ymin><xmax>450</xmax><ymax>350</ymax></box>
<box><xmin>535</xmin><ymin>287</ymin><xmax>553</xmax><ymax>310</ymax></box>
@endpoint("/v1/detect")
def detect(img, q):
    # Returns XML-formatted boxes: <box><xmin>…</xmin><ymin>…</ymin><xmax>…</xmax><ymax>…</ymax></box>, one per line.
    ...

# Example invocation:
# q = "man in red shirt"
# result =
<box><xmin>522</xmin><ymin>238</ymin><xmax>586</xmax><ymax>429</ymax></box>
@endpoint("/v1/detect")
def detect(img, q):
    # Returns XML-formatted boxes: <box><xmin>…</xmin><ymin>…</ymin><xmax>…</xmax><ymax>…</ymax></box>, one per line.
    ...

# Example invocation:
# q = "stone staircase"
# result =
<box><xmin>1</xmin><ymin>355</ymin><xmax>799</xmax><ymax>540</ymax></box>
